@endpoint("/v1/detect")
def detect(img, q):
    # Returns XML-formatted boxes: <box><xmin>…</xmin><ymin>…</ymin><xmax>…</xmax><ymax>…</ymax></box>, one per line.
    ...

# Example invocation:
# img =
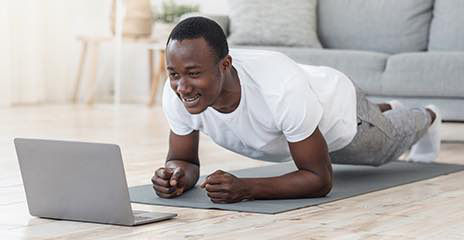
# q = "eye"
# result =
<box><xmin>189</xmin><ymin>72</ymin><xmax>200</xmax><ymax>77</ymax></box>
<box><xmin>169</xmin><ymin>72</ymin><xmax>179</xmax><ymax>79</ymax></box>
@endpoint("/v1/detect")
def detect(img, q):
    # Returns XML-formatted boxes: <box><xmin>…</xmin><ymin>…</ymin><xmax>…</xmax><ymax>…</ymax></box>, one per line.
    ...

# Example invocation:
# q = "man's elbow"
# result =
<box><xmin>300</xmin><ymin>169</ymin><xmax>333</xmax><ymax>198</ymax></box>
<box><xmin>312</xmin><ymin>177</ymin><xmax>332</xmax><ymax>198</ymax></box>
<box><xmin>317</xmin><ymin>180</ymin><xmax>332</xmax><ymax>197</ymax></box>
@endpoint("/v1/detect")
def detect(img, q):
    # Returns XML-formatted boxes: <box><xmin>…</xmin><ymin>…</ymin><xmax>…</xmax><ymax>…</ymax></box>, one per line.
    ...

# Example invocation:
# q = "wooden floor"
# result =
<box><xmin>1</xmin><ymin>104</ymin><xmax>463</xmax><ymax>240</ymax></box>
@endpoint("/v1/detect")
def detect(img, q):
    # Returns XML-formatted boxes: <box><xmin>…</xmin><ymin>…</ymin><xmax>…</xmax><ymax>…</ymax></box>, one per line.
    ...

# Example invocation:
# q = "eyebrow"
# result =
<box><xmin>185</xmin><ymin>65</ymin><xmax>201</xmax><ymax>70</ymax></box>
<box><xmin>167</xmin><ymin>64</ymin><xmax>202</xmax><ymax>71</ymax></box>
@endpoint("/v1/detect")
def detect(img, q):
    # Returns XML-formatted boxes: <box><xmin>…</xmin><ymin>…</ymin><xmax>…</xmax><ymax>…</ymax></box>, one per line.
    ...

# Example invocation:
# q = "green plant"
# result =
<box><xmin>158</xmin><ymin>0</ymin><xmax>199</xmax><ymax>23</ymax></box>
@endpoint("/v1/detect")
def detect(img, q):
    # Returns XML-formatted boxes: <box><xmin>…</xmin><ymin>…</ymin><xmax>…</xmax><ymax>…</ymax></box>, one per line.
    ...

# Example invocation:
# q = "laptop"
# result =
<box><xmin>14</xmin><ymin>138</ymin><xmax>177</xmax><ymax>226</ymax></box>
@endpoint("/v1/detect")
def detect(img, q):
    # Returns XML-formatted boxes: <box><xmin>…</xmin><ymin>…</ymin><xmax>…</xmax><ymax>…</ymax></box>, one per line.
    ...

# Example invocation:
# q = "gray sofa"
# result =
<box><xmin>188</xmin><ymin>0</ymin><xmax>464</xmax><ymax>121</ymax></box>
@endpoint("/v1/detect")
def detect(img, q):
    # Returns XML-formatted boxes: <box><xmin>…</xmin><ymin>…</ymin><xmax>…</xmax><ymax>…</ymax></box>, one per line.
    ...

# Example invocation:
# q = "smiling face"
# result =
<box><xmin>166</xmin><ymin>37</ymin><xmax>226</xmax><ymax>114</ymax></box>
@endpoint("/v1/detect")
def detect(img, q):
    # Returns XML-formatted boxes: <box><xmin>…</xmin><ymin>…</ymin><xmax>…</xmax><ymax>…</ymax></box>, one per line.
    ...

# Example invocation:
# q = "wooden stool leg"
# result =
<box><xmin>86</xmin><ymin>43</ymin><xmax>100</xmax><ymax>105</ymax></box>
<box><xmin>148</xmin><ymin>50</ymin><xmax>166</xmax><ymax>107</ymax></box>
<box><xmin>73</xmin><ymin>41</ymin><xmax>88</xmax><ymax>103</ymax></box>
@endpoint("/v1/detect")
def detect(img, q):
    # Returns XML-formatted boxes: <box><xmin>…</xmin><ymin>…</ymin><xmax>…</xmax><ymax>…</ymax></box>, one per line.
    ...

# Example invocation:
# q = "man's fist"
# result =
<box><xmin>200</xmin><ymin>170</ymin><xmax>253</xmax><ymax>204</ymax></box>
<box><xmin>152</xmin><ymin>167</ymin><xmax>185</xmax><ymax>198</ymax></box>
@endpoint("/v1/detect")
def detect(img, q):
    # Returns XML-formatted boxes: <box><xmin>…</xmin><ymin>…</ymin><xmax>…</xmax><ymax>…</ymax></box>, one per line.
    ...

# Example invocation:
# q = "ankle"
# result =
<box><xmin>378</xmin><ymin>103</ymin><xmax>392</xmax><ymax>112</ymax></box>
<box><xmin>426</xmin><ymin>108</ymin><xmax>436</xmax><ymax>125</ymax></box>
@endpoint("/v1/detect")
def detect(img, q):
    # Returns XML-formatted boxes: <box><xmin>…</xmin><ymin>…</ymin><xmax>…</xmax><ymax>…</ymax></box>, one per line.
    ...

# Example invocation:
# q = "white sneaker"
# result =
<box><xmin>407</xmin><ymin>105</ymin><xmax>442</xmax><ymax>163</ymax></box>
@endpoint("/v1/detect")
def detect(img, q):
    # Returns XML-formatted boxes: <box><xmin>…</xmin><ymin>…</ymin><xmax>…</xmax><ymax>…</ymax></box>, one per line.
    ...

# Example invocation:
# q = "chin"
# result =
<box><xmin>185</xmin><ymin>104</ymin><xmax>208</xmax><ymax>115</ymax></box>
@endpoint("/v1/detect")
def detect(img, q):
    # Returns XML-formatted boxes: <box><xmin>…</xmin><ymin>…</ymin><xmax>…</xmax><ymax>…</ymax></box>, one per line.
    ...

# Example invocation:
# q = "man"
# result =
<box><xmin>151</xmin><ymin>17</ymin><xmax>441</xmax><ymax>203</ymax></box>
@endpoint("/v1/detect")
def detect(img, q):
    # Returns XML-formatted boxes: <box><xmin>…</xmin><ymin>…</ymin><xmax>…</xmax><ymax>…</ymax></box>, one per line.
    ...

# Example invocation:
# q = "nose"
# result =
<box><xmin>176</xmin><ymin>77</ymin><xmax>193</xmax><ymax>95</ymax></box>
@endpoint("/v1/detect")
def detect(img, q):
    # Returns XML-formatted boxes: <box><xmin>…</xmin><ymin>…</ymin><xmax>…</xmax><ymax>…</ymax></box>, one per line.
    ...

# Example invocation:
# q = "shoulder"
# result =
<box><xmin>230</xmin><ymin>48</ymin><xmax>297</xmax><ymax>68</ymax></box>
<box><xmin>231</xmin><ymin>48</ymin><xmax>306</xmax><ymax>93</ymax></box>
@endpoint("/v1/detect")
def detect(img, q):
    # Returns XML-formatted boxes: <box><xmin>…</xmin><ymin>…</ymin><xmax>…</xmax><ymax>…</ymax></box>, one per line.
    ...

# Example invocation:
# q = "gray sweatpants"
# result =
<box><xmin>329</xmin><ymin>87</ymin><xmax>432</xmax><ymax>166</ymax></box>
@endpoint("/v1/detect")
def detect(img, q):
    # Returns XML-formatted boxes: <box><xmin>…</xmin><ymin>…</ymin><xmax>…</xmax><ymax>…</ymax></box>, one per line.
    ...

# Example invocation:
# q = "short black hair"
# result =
<box><xmin>167</xmin><ymin>16</ymin><xmax>229</xmax><ymax>62</ymax></box>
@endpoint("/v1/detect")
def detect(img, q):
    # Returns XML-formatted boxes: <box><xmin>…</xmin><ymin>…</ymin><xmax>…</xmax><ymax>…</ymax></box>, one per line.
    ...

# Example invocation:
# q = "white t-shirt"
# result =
<box><xmin>162</xmin><ymin>49</ymin><xmax>357</xmax><ymax>162</ymax></box>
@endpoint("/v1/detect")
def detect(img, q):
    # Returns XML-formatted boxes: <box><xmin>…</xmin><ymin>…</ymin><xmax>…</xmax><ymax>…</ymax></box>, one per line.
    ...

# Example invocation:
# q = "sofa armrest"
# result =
<box><xmin>179</xmin><ymin>12</ymin><xmax>230</xmax><ymax>36</ymax></box>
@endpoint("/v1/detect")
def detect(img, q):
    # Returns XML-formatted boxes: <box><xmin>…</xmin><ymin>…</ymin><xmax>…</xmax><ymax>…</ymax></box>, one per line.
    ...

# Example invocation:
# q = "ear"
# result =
<box><xmin>220</xmin><ymin>55</ymin><xmax>232</xmax><ymax>71</ymax></box>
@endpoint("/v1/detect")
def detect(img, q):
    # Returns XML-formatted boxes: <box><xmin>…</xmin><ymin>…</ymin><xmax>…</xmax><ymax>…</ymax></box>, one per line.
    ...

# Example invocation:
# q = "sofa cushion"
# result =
<box><xmin>382</xmin><ymin>52</ymin><xmax>464</xmax><ymax>97</ymax></box>
<box><xmin>227</xmin><ymin>0</ymin><xmax>321</xmax><ymax>48</ymax></box>
<box><xmin>318</xmin><ymin>0</ymin><xmax>433</xmax><ymax>54</ymax></box>
<box><xmin>428</xmin><ymin>0</ymin><xmax>464</xmax><ymax>51</ymax></box>
<box><xmin>231</xmin><ymin>46</ymin><xmax>389</xmax><ymax>95</ymax></box>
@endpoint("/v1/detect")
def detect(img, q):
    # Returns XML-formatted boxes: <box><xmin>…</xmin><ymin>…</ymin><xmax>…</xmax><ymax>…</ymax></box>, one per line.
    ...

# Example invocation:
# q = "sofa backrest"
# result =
<box><xmin>428</xmin><ymin>0</ymin><xmax>464</xmax><ymax>51</ymax></box>
<box><xmin>317</xmin><ymin>0</ymin><xmax>434</xmax><ymax>54</ymax></box>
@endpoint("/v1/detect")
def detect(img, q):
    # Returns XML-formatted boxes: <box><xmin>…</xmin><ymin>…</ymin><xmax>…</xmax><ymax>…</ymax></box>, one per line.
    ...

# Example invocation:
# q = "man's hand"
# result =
<box><xmin>200</xmin><ymin>170</ymin><xmax>253</xmax><ymax>204</ymax></box>
<box><xmin>152</xmin><ymin>167</ymin><xmax>185</xmax><ymax>198</ymax></box>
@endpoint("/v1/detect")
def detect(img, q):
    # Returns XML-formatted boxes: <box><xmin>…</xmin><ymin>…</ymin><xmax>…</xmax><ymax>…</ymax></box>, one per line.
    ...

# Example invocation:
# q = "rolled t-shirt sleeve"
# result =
<box><xmin>162</xmin><ymin>81</ymin><xmax>195</xmax><ymax>136</ymax></box>
<box><xmin>271</xmin><ymin>73</ymin><xmax>324</xmax><ymax>143</ymax></box>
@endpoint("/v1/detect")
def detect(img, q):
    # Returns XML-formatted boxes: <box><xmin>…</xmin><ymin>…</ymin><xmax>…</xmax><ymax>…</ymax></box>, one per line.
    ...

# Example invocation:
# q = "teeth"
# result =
<box><xmin>183</xmin><ymin>94</ymin><xmax>200</xmax><ymax>102</ymax></box>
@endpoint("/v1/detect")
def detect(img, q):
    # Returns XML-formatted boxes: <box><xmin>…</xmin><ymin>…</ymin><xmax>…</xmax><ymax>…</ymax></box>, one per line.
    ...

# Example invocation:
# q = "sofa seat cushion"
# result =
<box><xmin>317</xmin><ymin>0</ymin><xmax>433</xmax><ymax>54</ymax></box>
<box><xmin>428</xmin><ymin>0</ymin><xmax>464</xmax><ymax>51</ymax></box>
<box><xmin>231</xmin><ymin>45</ymin><xmax>389</xmax><ymax>95</ymax></box>
<box><xmin>382</xmin><ymin>52</ymin><xmax>464</xmax><ymax>97</ymax></box>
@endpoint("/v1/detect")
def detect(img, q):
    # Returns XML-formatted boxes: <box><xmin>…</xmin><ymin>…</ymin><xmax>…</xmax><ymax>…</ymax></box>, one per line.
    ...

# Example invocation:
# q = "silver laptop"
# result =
<box><xmin>14</xmin><ymin>138</ymin><xmax>176</xmax><ymax>226</ymax></box>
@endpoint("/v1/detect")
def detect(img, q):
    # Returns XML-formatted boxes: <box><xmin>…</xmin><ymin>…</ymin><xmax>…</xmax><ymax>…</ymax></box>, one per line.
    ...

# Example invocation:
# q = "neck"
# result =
<box><xmin>212</xmin><ymin>66</ymin><xmax>241</xmax><ymax>113</ymax></box>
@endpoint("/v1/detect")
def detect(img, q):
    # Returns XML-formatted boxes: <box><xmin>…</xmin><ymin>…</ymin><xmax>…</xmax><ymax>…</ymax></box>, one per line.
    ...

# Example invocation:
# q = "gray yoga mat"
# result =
<box><xmin>129</xmin><ymin>161</ymin><xmax>464</xmax><ymax>214</ymax></box>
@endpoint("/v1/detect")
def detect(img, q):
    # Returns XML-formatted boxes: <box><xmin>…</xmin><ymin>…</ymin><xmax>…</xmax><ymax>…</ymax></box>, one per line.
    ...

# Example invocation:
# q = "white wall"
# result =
<box><xmin>0</xmin><ymin>0</ymin><xmax>112</xmax><ymax>105</ymax></box>
<box><xmin>0</xmin><ymin>1</ymin><xmax>12</xmax><ymax>107</ymax></box>
<box><xmin>6</xmin><ymin>0</ymin><xmax>46</xmax><ymax>104</ymax></box>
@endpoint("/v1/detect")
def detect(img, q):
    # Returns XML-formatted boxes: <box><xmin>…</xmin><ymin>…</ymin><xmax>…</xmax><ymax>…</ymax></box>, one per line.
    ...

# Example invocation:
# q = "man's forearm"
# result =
<box><xmin>165</xmin><ymin>160</ymin><xmax>200</xmax><ymax>190</ymax></box>
<box><xmin>242</xmin><ymin>170</ymin><xmax>332</xmax><ymax>200</ymax></box>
